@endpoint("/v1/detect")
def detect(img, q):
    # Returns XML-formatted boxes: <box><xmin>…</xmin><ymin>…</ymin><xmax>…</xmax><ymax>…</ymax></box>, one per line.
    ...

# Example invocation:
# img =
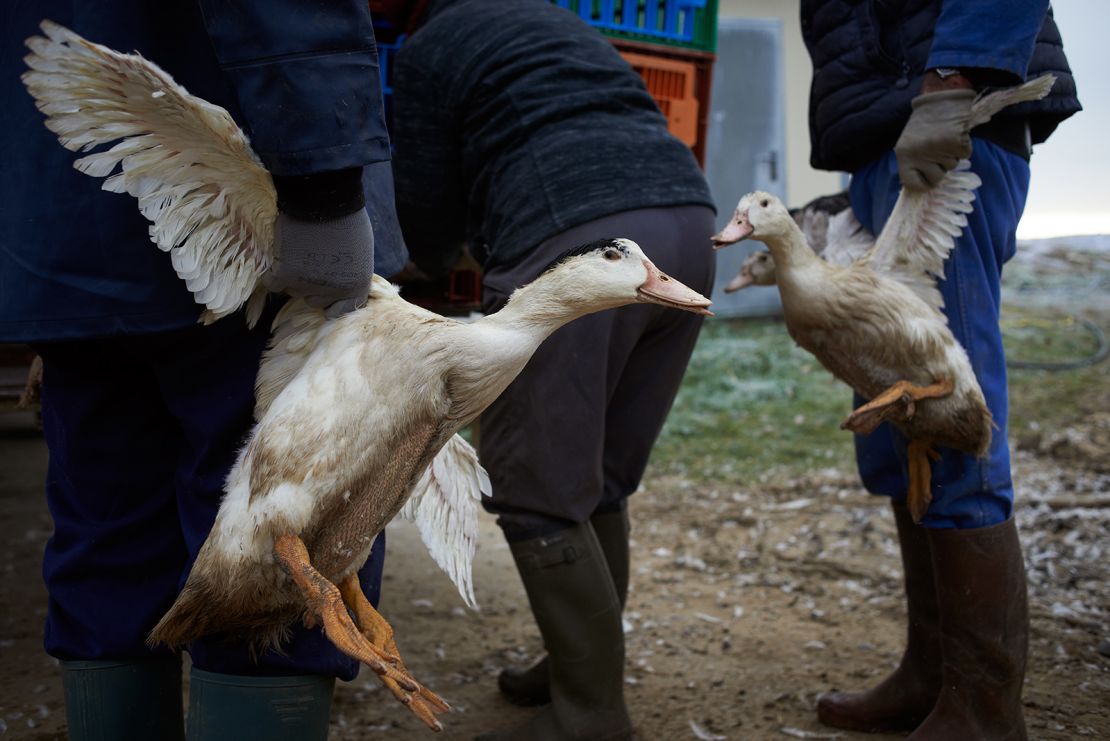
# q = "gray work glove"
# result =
<box><xmin>894</xmin><ymin>89</ymin><xmax>977</xmax><ymax>190</ymax></box>
<box><xmin>265</xmin><ymin>210</ymin><xmax>375</xmax><ymax>318</ymax></box>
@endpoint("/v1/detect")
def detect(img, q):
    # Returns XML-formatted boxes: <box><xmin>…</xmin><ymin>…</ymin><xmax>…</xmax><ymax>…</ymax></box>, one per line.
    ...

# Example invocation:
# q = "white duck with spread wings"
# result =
<box><xmin>711</xmin><ymin>76</ymin><xmax>1055</xmax><ymax>523</ymax></box>
<box><xmin>23</xmin><ymin>21</ymin><xmax>713</xmax><ymax>731</ymax></box>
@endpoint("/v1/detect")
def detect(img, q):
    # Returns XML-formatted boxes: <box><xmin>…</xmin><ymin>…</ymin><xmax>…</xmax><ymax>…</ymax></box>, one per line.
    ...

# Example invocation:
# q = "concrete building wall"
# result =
<box><xmin>716</xmin><ymin>0</ymin><xmax>843</xmax><ymax>208</ymax></box>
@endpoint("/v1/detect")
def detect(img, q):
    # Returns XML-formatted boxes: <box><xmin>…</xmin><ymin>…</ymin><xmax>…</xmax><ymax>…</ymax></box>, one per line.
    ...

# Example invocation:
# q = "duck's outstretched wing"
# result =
<box><xmin>22</xmin><ymin>20</ymin><xmax>275</xmax><ymax>326</ymax></box>
<box><xmin>864</xmin><ymin>75</ymin><xmax>1056</xmax><ymax>313</ymax></box>
<box><xmin>864</xmin><ymin>161</ymin><xmax>980</xmax><ymax>313</ymax></box>
<box><xmin>400</xmin><ymin>434</ymin><xmax>491</xmax><ymax>609</ymax></box>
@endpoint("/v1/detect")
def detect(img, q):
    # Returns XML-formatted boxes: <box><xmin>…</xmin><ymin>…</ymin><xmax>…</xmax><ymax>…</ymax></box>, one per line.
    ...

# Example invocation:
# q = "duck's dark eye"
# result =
<box><xmin>760</xmin><ymin>199</ymin><xmax>769</xmax><ymax>208</ymax></box>
<box><xmin>603</xmin><ymin>248</ymin><xmax>622</xmax><ymax>261</ymax></box>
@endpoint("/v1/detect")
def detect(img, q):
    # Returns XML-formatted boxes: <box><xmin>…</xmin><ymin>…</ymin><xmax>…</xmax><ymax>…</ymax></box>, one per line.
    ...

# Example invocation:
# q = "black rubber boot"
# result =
<box><xmin>498</xmin><ymin>505</ymin><xmax>631</xmax><ymax>708</ymax></box>
<box><xmin>817</xmin><ymin>500</ymin><xmax>942</xmax><ymax>732</ymax></box>
<box><xmin>61</xmin><ymin>656</ymin><xmax>185</xmax><ymax>741</ymax></box>
<box><xmin>909</xmin><ymin>517</ymin><xmax>1029</xmax><ymax>740</ymax></box>
<box><xmin>185</xmin><ymin>667</ymin><xmax>334</xmax><ymax>741</ymax></box>
<box><xmin>478</xmin><ymin>522</ymin><xmax>634</xmax><ymax>741</ymax></box>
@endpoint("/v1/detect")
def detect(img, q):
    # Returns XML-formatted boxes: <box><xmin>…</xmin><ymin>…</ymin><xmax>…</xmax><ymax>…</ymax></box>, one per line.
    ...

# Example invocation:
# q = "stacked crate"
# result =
<box><xmin>375</xmin><ymin>1</ymin><xmax>718</xmax><ymax>165</ymax></box>
<box><xmin>550</xmin><ymin>0</ymin><xmax>718</xmax><ymax>166</ymax></box>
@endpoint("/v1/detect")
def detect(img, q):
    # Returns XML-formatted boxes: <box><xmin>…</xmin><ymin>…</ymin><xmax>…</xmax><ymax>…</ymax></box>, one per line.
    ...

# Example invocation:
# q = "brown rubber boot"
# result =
<box><xmin>477</xmin><ymin>522</ymin><xmax>633</xmax><ymax>741</ymax></box>
<box><xmin>909</xmin><ymin>517</ymin><xmax>1029</xmax><ymax>740</ymax></box>
<box><xmin>817</xmin><ymin>500</ymin><xmax>942</xmax><ymax>732</ymax></box>
<box><xmin>497</xmin><ymin>505</ymin><xmax>630</xmax><ymax>708</ymax></box>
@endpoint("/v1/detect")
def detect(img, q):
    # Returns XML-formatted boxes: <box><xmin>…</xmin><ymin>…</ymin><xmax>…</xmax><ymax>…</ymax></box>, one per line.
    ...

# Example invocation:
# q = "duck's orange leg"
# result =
<box><xmin>272</xmin><ymin>535</ymin><xmax>418</xmax><ymax>692</ymax></box>
<box><xmin>338</xmin><ymin>574</ymin><xmax>450</xmax><ymax>731</ymax></box>
<box><xmin>906</xmin><ymin>439</ymin><xmax>942</xmax><ymax>523</ymax></box>
<box><xmin>841</xmin><ymin>378</ymin><xmax>955</xmax><ymax>436</ymax></box>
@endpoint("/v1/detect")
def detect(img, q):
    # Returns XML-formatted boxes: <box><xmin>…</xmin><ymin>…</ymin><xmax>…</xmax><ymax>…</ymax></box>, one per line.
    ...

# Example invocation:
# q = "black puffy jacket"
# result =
<box><xmin>801</xmin><ymin>0</ymin><xmax>1081</xmax><ymax>172</ymax></box>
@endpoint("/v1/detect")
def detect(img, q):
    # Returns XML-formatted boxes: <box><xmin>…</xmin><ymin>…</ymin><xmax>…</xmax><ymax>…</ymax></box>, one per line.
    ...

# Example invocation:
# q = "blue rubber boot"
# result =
<box><xmin>185</xmin><ymin>668</ymin><xmax>334</xmax><ymax>741</ymax></box>
<box><xmin>61</xmin><ymin>656</ymin><xmax>185</xmax><ymax>741</ymax></box>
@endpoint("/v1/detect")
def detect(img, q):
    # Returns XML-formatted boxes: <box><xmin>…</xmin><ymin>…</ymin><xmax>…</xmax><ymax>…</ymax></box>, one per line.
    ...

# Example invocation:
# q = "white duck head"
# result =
<box><xmin>711</xmin><ymin>191</ymin><xmax>794</xmax><ymax>248</ymax></box>
<box><xmin>724</xmin><ymin>250</ymin><xmax>776</xmax><ymax>292</ymax></box>
<box><xmin>496</xmin><ymin>238</ymin><xmax>712</xmax><ymax>331</ymax></box>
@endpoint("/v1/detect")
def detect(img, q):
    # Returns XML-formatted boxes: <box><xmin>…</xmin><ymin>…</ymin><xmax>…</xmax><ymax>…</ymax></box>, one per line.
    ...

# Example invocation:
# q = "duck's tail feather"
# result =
<box><xmin>148</xmin><ymin>568</ymin><xmax>294</xmax><ymax>655</ymax></box>
<box><xmin>22</xmin><ymin>20</ymin><xmax>276</xmax><ymax>325</ymax></box>
<box><xmin>968</xmin><ymin>74</ymin><xmax>1056</xmax><ymax>129</ymax></box>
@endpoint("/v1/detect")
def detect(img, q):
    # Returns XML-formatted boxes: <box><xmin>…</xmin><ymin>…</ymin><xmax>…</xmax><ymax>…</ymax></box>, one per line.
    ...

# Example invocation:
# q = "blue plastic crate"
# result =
<box><xmin>551</xmin><ymin>0</ymin><xmax>715</xmax><ymax>51</ymax></box>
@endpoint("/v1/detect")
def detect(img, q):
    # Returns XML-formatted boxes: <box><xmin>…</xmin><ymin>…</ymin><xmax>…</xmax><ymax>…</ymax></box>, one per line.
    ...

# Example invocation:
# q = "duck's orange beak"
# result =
<box><xmin>636</xmin><ymin>259</ymin><xmax>713</xmax><ymax>316</ymax></box>
<box><xmin>711</xmin><ymin>209</ymin><xmax>753</xmax><ymax>248</ymax></box>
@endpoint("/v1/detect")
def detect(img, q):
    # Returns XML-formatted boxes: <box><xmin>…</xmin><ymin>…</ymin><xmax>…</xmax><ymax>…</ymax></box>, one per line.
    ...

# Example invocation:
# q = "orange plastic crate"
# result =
<box><xmin>620</xmin><ymin>51</ymin><xmax>699</xmax><ymax>148</ymax></box>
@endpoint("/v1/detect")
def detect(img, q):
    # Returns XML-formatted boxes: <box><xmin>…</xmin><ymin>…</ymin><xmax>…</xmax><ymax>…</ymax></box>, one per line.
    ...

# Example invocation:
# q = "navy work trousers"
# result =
<box><xmin>478</xmin><ymin>205</ymin><xmax>716</xmax><ymax>540</ymax></box>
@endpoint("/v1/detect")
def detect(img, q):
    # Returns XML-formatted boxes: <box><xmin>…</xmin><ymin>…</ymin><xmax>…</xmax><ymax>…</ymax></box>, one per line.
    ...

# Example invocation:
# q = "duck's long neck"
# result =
<box><xmin>480</xmin><ymin>277</ymin><xmax>611</xmax><ymax>344</ymax></box>
<box><xmin>448</xmin><ymin>278</ymin><xmax>613</xmax><ymax>424</ymax></box>
<box><xmin>761</xmin><ymin>225</ymin><xmax>823</xmax><ymax>277</ymax></box>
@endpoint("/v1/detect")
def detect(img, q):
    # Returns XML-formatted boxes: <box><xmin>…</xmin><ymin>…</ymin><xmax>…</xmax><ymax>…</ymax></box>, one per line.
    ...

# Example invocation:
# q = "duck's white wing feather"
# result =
<box><xmin>22</xmin><ymin>21</ymin><xmax>275</xmax><ymax>326</ymax></box>
<box><xmin>400</xmin><ymin>433</ymin><xmax>491</xmax><ymax>609</ymax></box>
<box><xmin>821</xmin><ymin>208</ymin><xmax>874</xmax><ymax>267</ymax></box>
<box><xmin>968</xmin><ymin>75</ymin><xmax>1056</xmax><ymax>129</ymax></box>
<box><xmin>864</xmin><ymin>161</ymin><xmax>980</xmax><ymax>313</ymax></box>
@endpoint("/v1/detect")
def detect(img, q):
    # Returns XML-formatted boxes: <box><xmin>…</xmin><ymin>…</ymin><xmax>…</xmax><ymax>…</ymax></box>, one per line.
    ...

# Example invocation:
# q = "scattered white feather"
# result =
<box><xmin>780</xmin><ymin>728</ymin><xmax>844</xmax><ymax>739</ymax></box>
<box><xmin>689</xmin><ymin>720</ymin><xmax>727</xmax><ymax>740</ymax></box>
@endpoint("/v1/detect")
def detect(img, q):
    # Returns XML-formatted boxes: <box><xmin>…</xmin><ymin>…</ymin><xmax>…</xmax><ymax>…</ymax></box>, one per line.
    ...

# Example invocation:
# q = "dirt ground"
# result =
<box><xmin>1</xmin><ymin>407</ymin><xmax>1107</xmax><ymax>740</ymax></box>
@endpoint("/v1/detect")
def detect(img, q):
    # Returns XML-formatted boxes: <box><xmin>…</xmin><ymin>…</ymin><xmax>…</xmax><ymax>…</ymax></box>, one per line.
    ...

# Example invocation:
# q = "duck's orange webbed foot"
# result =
<box><xmin>272</xmin><ymin>535</ymin><xmax>423</xmax><ymax>698</ymax></box>
<box><xmin>906</xmin><ymin>439</ymin><xmax>942</xmax><ymax>523</ymax></box>
<box><xmin>841</xmin><ymin>378</ymin><xmax>955</xmax><ymax>436</ymax></box>
<box><xmin>338</xmin><ymin>574</ymin><xmax>450</xmax><ymax>731</ymax></box>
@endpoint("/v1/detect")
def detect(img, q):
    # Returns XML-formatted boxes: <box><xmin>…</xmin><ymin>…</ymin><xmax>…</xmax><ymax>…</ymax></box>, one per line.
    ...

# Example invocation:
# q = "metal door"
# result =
<box><xmin>704</xmin><ymin>18</ymin><xmax>786</xmax><ymax>317</ymax></box>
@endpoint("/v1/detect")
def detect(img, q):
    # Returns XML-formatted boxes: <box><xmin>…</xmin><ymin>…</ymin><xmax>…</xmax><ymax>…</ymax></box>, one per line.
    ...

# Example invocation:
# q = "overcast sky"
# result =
<box><xmin>1018</xmin><ymin>0</ymin><xmax>1109</xmax><ymax>238</ymax></box>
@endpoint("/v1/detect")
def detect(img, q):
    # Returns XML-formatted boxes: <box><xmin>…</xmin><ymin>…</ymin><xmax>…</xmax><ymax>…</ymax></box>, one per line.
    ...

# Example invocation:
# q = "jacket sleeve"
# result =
<box><xmin>198</xmin><ymin>0</ymin><xmax>390</xmax><ymax>176</ymax></box>
<box><xmin>390</xmin><ymin>57</ymin><xmax>468</xmax><ymax>278</ymax></box>
<box><xmin>926</xmin><ymin>0</ymin><xmax>1050</xmax><ymax>82</ymax></box>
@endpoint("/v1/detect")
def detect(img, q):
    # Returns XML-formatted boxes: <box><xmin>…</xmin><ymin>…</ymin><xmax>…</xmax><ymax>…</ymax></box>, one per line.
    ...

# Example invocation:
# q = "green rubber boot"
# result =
<box><xmin>185</xmin><ymin>668</ymin><xmax>334</xmax><ymax>741</ymax></box>
<box><xmin>498</xmin><ymin>505</ymin><xmax>631</xmax><ymax>708</ymax></box>
<box><xmin>61</xmin><ymin>656</ymin><xmax>185</xmax><ymax>741</ymax></box>
<box><xmin>479</xmin><ymin>521</ymin><xmax>633</xmax><ymax>740</ymax></box>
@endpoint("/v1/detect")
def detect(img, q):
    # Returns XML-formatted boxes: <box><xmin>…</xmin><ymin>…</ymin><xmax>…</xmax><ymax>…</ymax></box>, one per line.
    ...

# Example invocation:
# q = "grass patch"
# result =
<box><xmin>648</xmin><ymin>308</ymin><xmax>1109</xmax><ymax>488</ymax></box>
<box><xmin>1003</xmin><ymin>307</ymin><xmax>1110</xmax><ymax>434</ymax></box>
<box><xmin>649</xmin><ymin>317</ymin><xmax>854</xmax><ymax>487</ymax></box>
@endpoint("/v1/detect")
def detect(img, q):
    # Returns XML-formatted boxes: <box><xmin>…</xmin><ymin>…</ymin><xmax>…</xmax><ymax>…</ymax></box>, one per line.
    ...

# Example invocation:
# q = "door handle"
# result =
<box><xmin>758</xmin><ymin>151</ymin><xmax>779</xmax><ymax>182</ymax></box>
